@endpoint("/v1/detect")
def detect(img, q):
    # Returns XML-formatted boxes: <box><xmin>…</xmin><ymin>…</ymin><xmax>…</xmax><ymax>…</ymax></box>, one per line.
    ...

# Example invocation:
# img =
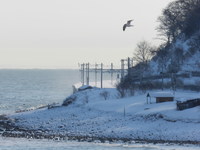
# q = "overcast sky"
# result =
<box><xmin>0</xmin><ymin>0</ymin><xmax>173</xmax><ymax>69</ymax></box>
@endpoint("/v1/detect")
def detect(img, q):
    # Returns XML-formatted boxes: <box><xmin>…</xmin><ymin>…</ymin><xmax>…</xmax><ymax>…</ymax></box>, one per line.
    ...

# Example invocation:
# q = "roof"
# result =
<box><xmin>78</xmin><ymin>85</ymin><xmax>93</xmax><ymax>91</ymax></box>
<box><xmin>149</xmin><ymin>92</ymin><xmax>174</xmax><ymax>98</ymax></box>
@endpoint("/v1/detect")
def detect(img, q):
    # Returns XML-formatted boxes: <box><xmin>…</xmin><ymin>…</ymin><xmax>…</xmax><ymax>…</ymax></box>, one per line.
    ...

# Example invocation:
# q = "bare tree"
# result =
<box><xmin>157</xmin><ymin>45</ymin><xmax>169</xmax><ymax>73</ymax></box>
<box><xmin>133</xmin><ymin>40</ymin><xmax>154</xmax><ymax>66</ymax></box>
<box><xmin>157</xmin><ymin>0</ymin><xmax>200</xmax><ymax>42</ymax></box>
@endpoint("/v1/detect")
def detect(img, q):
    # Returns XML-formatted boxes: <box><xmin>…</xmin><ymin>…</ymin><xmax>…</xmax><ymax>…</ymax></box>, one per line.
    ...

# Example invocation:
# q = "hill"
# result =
<box><xmin>121</xmin><ymin>0</ymin><xmax>200</xmax><ymax>92</ymax></box>
<box><xmin>0</xmin><ymin>85</ymin><xmax>199</xmax><ymax>144</ymax></box>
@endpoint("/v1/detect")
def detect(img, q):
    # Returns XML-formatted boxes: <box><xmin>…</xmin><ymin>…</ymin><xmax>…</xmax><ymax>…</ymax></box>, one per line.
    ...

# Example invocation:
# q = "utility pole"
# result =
<box><xmin>95</xmin><ymin>63</ymin><xmax>98</xmax><ymax>87</ymax></box>
<box><xmin>79</xmin><ymin>62</ymin><xmax>122</xmax><ymax>88</ymax></box>
<box><xmin>111</xmin><ymin>63</ymin><xmax>113</xmax><ymax>85</ymax></box>
<box><xmin>86</xmin><ymin>63</ymin><xmax>90</xmax><ymax>85</ymax></box>
<box><xmin>101</xmin><ymin>63</ymin><xmax>103</xmax><ymax>88</ymax></box>
<box><xmin>88</xmin><ymin>63</ymin><xmax>90</xmax><ymax>85</ymax></box>
<box><xmin>127</xmin><ymin>57</ymin><xmax>131</xmax><ymax>79</ymax></box>
<box><xmin>121</xmin><ymin>59</ymin><xmax>125</xmax><ymax>80</ymax></box>
<box><xmin>82</xmin><ymin>63</ymin><xmax>85</xmax><ymax>85</ymax></box>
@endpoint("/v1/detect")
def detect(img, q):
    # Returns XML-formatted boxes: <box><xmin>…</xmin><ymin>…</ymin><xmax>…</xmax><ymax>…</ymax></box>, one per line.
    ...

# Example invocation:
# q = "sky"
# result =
<box><xmin>0</xmin><ymin>0</ymin><xmax>173</xmax><ymax>69</ymax></box>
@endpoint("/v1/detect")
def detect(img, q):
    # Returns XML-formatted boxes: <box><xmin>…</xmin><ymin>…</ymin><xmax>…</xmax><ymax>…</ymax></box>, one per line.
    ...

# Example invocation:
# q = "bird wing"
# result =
<box><xmin>127</xmin><ymin>20</ymin><xmax>133</xmax><ymax>25</ymax></box>
<box><xmin>123</xmin><ymin>24</ymin><xmax>126</xmax><ymax>31</ymax></box>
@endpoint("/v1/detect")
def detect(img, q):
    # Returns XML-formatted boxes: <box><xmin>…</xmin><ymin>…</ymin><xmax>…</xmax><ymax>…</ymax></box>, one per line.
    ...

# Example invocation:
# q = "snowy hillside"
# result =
<box><xmin>2</xmin><ymin>86</ymin><xmax>199</xmax><ymax>144</ymax></box>
<box><xmin>123</xmin><ymin>32</ymin><xmax>200</xmax><ymax>92</ymax></box>
<box><xmin>149</xmin><ymin>33</ymin><xmax>200</xmax><ymax>74</ymax></box>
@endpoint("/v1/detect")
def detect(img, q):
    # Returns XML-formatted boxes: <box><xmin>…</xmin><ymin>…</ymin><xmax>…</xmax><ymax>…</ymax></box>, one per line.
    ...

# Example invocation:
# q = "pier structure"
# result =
<box><xmin>79</xmin><ymin>57</ymin><xmax>133</xmax><ymax>88</ymax></box>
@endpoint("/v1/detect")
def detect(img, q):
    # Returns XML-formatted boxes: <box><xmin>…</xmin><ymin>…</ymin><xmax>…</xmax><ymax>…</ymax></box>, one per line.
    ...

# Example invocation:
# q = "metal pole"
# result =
<box><xmin>121</xmin><ymin>59</ymin><xmax>125</xmax><ymax>80</ymax></box>
<box><xmin>86</xmin><ymin>63</ymin><xmax>89</xmax><ymax>85</ymax></box>
<box><xmin>101</xmin><ymin>63</ymin><xmax>103</xmax><ymax>88</ymax></box>
<box><xmin>95</xmin><ymin>63</ymin><xmax>97</xmax><ymax>87</ymax></box>
<box><xmin>127</xmin><ymin>57</ymin><xmax>130</xmax><ymax>79</ymax></box>
<box><xmin>81</xmin><ymin>64</ymin><xmax>83</xmax><ymax>85</ymax></box>
<box><xmin>131</xmin><ymin>58</ymin><xmax>134</xmax><ymax>67</ymax></box>
<box><xmin>111</xmin><ymin>63</ymin><xmax>113</xmax><ymax>85</ymax></box>
<box><xmin>83</xmin><ymin>63</ymin><xmax>85</xmax><ymax>85</ymax></box>
<box><xmin>87</xmin><ymin>63</ymin><xmax>90</xmax><ymax>85</ymax></box>
<box><xmin>85</xmin><ymin>63</ymin><xmax>87</xmax><ymax>85</ymax></box>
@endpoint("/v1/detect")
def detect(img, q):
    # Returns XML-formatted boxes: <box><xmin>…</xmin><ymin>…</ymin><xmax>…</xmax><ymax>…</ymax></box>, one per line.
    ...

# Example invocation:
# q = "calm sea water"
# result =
<box><xmin>0</xmin><ymin>69</ymin><xmax>80</xmax><ymax>115</ymax></box>
<box><xmin>0</xmin><ymin>69</ymin><xmax>198</xmax><ymax>150</ymax></box>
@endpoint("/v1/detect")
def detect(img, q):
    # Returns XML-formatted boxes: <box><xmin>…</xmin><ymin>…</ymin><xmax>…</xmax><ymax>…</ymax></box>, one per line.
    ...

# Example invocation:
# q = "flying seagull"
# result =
<box><xmin>123</xmin><ymin>20</ymin><xmax>134</xmax><ymax>31</ymax></box>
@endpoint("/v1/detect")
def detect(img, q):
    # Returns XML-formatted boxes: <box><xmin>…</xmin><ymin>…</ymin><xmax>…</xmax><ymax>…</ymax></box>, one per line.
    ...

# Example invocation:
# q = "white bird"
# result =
<box><xmin>123</xmin><ymin>20</ymin><xmax>134</xmax><ymax>31</ymax></box>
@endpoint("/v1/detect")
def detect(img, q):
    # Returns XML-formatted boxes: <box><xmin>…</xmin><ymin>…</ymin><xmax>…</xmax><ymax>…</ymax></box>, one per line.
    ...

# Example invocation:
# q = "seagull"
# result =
<box><xmin>123</xmin><ymin>20</ymin><xmax>134</xmax><ymax>31</ymax></box>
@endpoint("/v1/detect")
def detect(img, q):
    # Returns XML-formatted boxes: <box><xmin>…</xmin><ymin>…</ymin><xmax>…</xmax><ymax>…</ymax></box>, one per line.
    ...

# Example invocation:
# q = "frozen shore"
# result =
<box><xmin>0</xmin><ymin>86</ymin><xmax>200</xmax><ymax>145</ymax></box>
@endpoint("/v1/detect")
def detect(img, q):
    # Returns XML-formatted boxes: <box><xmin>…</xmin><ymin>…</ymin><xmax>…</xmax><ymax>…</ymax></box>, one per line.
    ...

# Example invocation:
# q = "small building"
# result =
<box><xmin>153</xmin><ymin>92</ymin><xmax>174</xmax><ymax>103</ymax></box>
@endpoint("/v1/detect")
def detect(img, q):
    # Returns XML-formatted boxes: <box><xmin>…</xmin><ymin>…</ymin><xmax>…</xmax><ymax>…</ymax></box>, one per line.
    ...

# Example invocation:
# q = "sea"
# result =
<box><xmin>0</xmin><ymin>69</ymin><xmax>198</xmax><ymax>150</ymax></box>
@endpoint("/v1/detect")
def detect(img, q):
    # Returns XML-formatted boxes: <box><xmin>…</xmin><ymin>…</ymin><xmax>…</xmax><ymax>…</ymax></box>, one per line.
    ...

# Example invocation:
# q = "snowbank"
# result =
<box><xmin>73</xmin><ymin>80</ymin><xmax>118</xmax><ymax>89</ymax></box>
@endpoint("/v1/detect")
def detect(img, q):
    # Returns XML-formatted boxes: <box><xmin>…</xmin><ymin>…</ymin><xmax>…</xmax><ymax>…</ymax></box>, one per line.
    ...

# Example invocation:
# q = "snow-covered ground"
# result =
<box><xmin>74</xmin><ymin>80</ymin><xmax>118</xmax><ymax>89</ymax></box>
<box><xmin>5</xmin><ymin>82</ymin><xmax>200</xmax><ymax>143</ymax></box>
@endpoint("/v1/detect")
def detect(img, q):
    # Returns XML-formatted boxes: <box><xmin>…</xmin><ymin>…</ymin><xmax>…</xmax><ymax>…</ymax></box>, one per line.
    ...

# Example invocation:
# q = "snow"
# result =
<box><xmin>74</xmin><ymin>80</ymin><xmax>118</xmax><ymax>89</ymax></box>
<box><xmin>8</xmin><ymin>81</ymin><xmax>200</xmax><ymax>143</ymax></box>
<box><xmin>78</xmin><ymin>85</ymin><xmax>93</xmax><ymax>91</ymax></box>
<box><xmin>146</xmin><ymin>33</ymin><xmax>200</xmax><ymax>76</ymax></box>
<box><xmin>0</xmin><ymin>137</ymin><xmax>199</xmax><ymax>150</ymax></box>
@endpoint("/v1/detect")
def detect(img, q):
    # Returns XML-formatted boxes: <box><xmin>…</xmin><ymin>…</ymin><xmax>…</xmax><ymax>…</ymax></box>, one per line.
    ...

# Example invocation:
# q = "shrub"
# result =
<box><xmin>100</xmin><ymin>91</ymin><xmax>110</xmax><ymax>100</ymax></box>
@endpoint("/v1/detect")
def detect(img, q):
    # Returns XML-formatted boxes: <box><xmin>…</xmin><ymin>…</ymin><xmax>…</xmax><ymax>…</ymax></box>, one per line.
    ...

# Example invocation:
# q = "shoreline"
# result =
<box><xmin>1</xmin><ymin>88</ymin><xmax>200</xmax><ymax>146</ymax></box>
<box><xmin>1</xmin><ymin>115</ymin><xmax>200</xmax><ymax>146</ymax></box>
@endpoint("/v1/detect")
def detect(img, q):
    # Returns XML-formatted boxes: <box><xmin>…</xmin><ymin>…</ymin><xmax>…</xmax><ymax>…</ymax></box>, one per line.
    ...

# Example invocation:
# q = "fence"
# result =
<box><xmin>177</xmin><ymin>98</ymin><xmax>200</xmax><ymax>110</ymax></box>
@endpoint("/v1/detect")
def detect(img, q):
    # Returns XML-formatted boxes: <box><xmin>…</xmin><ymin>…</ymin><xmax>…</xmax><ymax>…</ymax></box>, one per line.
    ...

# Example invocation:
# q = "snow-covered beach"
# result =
<box><xmin>1</xmin><ymin>81</ymin><xmax>200</xmax><ymax>145</ymax></box>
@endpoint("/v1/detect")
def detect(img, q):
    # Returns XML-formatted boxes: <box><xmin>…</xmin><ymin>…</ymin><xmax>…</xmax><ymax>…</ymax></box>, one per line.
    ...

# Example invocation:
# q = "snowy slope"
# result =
<box><xmin>9</xmin><ymin>86</ymin><xmax>200</xmax><ymax>143</ymax></box>
<box><xmin>145</xmin><ymin>33</ymin><xmax>200</xmax><ymax>76</ymax></box>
